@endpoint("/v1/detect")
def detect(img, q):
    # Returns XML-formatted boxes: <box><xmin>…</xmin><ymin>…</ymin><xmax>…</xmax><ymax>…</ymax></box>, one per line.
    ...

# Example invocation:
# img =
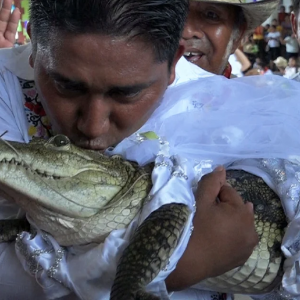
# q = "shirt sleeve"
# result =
<box><xmin>0</xmin><ymin>68</ymin><xmax>29</xmax><ymax>142</ymax></box>
<box><xmin>0</xmin><ymin>68</ymin><xmax>50</xmax><ymax>299</ymax></box>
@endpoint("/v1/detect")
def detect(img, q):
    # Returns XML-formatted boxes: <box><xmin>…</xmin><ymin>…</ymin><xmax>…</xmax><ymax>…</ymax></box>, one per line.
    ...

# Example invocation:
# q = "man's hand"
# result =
<box><xmin>0</xmin><ymin>0</ymin><xmax>21</xmax><ymax>48</ymax></box>
<box><xmin>166</xmin><ymin>166</ymin><xmax>258</xmax><ymax>291</ymax></box>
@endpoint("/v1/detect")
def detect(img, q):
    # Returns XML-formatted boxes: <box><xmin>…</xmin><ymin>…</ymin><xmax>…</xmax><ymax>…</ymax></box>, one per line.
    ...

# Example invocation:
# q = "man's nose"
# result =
<box><xmin>77</xmin><ymin>95</ymin><xmax>110</xmax><ymax>139</ymax></box>
<box><xmin>182</xmin><ymin>12</ymin><xmax>204</xmax><ymax>40</ymax></box>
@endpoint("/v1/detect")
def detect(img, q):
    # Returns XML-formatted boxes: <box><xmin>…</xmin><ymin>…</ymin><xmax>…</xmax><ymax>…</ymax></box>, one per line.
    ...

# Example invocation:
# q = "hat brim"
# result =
<box><xmin>192</xmin><ymin>0</ymin><xmax>279</xmax><ymax>32</ymax></box>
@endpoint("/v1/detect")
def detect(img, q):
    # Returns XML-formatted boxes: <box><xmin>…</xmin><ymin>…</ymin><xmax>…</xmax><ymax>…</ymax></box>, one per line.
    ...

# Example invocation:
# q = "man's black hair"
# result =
<box><xmin>29</xmin><ymin>0</ymin><xmax>189</xmax><ymax>64</ymax></box>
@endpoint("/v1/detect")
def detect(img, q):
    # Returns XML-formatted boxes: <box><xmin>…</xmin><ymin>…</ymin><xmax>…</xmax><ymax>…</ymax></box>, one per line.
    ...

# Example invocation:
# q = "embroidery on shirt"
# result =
<box><xmin>18</xmin><ymin>78</ymin><xmax>53</xmax><ymax>139</ymax></box>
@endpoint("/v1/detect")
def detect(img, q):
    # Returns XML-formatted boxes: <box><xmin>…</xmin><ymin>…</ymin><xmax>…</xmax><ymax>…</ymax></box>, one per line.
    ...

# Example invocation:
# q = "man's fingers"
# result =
<box><xmin>245</xmin><ymin>201</ymin><xmax>254</xmax><ymax>212</ymax></box>
<box><xmin>0</xmin><ymin>0</ymin><xmax>14</xmax><ymax>34</ymax></box>
<box><xmin>196</xmin><ymin>166</ymin><xmax>226</xmax><ymax>205</ymax></box>
<box><xmin>1</xmin><ymin>0</ymin><xmax>13</xmax><ymax>11</ymax></box>
<box><xmin>218</xmin><ymin>185</ymin><xmax>256</xmax><ymax>216</ymax></box>
<box><xmin>218</xmin><ymin>184</ymin><xmax>245</xmax><ymax>206</ymax></box>
<box><xmin>0</xmin><ymin>0</ymin><xmax>13</xmax><ymax>22</ymax></box>
<box><xmin>4</xmin><ymin>7</ymin><xmax>20</xmax><ymax>43</ymax></box>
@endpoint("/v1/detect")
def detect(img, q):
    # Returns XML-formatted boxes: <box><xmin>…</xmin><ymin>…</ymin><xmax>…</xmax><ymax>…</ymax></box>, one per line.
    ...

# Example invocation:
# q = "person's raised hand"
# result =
<box><xmin>0</xmin><ymin>0</ymin><xmax>21</xmax><ymax>48</ymax></box>
<box><xmin>166</xmin><ymin>166</ymin><xmax>258</xmax><ymax>291</ymax></box>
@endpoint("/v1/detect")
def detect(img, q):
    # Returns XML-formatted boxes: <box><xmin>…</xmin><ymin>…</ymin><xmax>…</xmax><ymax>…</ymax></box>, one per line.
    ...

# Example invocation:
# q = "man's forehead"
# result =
<box><xmin>46</xmin><ymin>69</ymin><xmax>156</xmax><ymax>90</ymax></box>
<box><xmin>37</xmin><ymin>32</ymin><xmax>158</xmax><ymax>64</ymax></box>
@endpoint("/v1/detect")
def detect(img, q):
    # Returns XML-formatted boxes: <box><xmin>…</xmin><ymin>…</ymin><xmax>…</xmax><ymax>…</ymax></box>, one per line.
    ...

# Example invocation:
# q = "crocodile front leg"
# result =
<box><xmin>0</xmin><ymin>219</ymin><xmax>30</xmax><ymax>242</ymax></box>
<box><xmin>110</xmin><ymin>203</ymin><xmax>190</xmax><ymax>300</ymax></box>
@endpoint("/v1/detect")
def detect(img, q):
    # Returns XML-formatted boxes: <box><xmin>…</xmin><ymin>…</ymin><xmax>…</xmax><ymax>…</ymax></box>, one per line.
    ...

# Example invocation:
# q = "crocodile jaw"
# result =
<box><xmin>0</xmin><ymin>137</ymin><xmax>127</xmax><ymax>218</ymax></box>
<box><xmin>0</xmin><ymin>158</ymin><xmax>120</xmax><ymax>218</ymax></box>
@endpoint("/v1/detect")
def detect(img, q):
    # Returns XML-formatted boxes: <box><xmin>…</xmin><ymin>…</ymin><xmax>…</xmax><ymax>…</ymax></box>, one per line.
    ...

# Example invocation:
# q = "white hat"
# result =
<box><xmin>274</xmin><ymin>56</ymin><xmax>288</xmax><ymax>68</ymax></box>
<box><xmin>192</xmin><ymin>0</ymin><xmax>279</xmax><ymax>32</ymax></box>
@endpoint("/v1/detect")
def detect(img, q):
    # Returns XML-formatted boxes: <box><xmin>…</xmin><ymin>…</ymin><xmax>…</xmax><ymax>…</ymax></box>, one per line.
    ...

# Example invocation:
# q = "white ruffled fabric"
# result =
<box><xmin>107</xmin><ymin>75</ymin><xmax>300</xmax><ymax>299</ymax></box>
<box><xmin>1</xmin><ymin>58</ymin><xmax>300</xmax><ymax>299</ymax></box>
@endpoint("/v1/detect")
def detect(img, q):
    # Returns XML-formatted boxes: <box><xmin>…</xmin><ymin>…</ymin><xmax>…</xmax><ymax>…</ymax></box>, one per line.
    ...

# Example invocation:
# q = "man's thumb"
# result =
<box><xmin>196</xmin><ymin>166</ymin><xmax>226</xmax><ymax>205</ymax></box>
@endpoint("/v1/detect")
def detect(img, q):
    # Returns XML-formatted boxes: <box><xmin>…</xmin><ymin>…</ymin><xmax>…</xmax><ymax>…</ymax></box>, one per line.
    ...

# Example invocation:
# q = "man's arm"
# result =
<box><xmin>166</xmin><ymin>167</ymin><xmax>258</xmax><ymax>291</ymax></box>
<box><xmin>280</xmin><ymin>37</ymin><xmax>288</xmax><ymax>45</ymax></box>
<box><xmin>234</xmin><ymin>49</ymin><xmax>251</xmax><ymax>73</ymax></box>
<box><xmin>0</xmin><ymin>0</ymin><xmax>20</xmax><ymax>48</ymax></box>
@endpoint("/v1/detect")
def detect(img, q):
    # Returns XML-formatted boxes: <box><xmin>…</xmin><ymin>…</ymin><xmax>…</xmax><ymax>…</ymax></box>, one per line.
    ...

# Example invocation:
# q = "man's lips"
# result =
<box><xmin>184</xmin><ymin>51</ymin><xmax>203</xmax><ymax>63</ymax></box>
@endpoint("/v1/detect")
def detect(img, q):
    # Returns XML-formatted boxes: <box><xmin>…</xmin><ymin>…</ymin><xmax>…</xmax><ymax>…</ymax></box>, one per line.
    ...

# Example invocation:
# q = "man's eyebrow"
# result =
<box><xmin>48</xmin><ymin>71</ymin><xmax>87</xmax><ymax>88</ymax></box>
<box><xmin>48</xmin><ymin>70</ymin><xmax>155</xmax><ymax>92</ymax></box>
<box><xmin>109</xmin><ymin>81</ymin><xmax>155</xmax><ymax>93</ymax></box>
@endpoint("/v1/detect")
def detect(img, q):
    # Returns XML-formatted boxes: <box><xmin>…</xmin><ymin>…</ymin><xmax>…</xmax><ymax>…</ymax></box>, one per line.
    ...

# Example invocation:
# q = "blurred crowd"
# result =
<box><xmin>230</xmin><ymin>4</ymin><xmax>300</xmax><ymax>78</ymax></box>
<box><xmin>7</xmin><ymin>3</ymin><xmax>300</xmax><ymax>80</ymax></box>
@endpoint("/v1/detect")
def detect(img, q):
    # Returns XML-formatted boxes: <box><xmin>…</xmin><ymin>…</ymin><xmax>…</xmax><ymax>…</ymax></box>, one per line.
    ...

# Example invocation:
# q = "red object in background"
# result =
<box><xmin>254</xmin><ymin>25</ymin><xmax>264</xmax><ymax>36</ymax></box>
<box><xmin>278</xmin><ymin>12</ymin><xmax>288</xmax><ymax>24</ymax></box>
<box><xmin>223</xmin><ymin>63</ymin><xmax>232</xmax><ymax>79</ymax></box>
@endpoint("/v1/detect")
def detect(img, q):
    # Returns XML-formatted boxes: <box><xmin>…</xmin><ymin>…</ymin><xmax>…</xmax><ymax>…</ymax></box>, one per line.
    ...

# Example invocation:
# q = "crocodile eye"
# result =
<box><xmin>51</xmin><ymin>135</ymin><xmax>70</xmax><ymax>147</ymax></box>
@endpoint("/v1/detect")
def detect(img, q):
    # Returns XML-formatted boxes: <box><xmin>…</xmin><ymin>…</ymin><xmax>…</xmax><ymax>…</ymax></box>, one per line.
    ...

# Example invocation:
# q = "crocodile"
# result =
<box><xmin>0</xmin><ymin>135</ymin><xmax>287</xmax><ymax>298</ymax></box>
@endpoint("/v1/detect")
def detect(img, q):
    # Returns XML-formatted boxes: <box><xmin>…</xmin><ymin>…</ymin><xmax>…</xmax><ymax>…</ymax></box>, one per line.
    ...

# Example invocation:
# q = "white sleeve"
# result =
<box><xmin>0</xmin><ymin>68</ymin><xmax>53</xmax><ymax>299</ymax></box>
<box><xmin>0</xmin><ymin>67</ymin><xmax>29</xmax><ymax>142</ymax></box>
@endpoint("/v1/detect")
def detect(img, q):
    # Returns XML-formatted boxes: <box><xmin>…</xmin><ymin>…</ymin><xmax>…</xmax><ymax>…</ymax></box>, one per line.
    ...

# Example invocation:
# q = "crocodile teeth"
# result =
<box><xmin>0</xmin><ymin>158</ymin><xmax>62</xmax><ymax>180</ymax></box>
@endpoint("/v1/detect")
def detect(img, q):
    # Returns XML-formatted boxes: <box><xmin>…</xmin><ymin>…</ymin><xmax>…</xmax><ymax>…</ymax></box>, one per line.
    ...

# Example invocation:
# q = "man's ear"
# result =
<box><xmin>168</xmin><ymin>42</ymin><xmax>185</xmax><ymax>85</ymax></box>
<box><xmin>26</xmin><ymin>22</ymin><xmax>34</xmax><ymax>68</ymax></box>
<box><xmin>291</xmin><ymin>12</ymin><xmax>298</xmax><ymax>37</ymax></box>
<box><xmin>29</xmin><ymin>53</ymin><xmax>34</xmax><ymax>68</ymax></box>
<box><xmin>27</xmin><ymin>22</ymin><xmax>32</xmax><ymax>39</ymax></box>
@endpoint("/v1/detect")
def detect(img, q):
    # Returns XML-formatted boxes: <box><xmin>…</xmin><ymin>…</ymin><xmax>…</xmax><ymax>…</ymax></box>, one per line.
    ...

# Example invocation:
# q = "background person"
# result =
<box><xmin>182</xmin><ymin>0</ymin><xmax>278</xmax><ymax>77</ymax></box>
<box><xmin>274</xmin><ymin>56</ymin><xmax>288</xmax><ymax>75</ymax></box>
<box><xmin>266</xmin><ymin>24</ymin><xmax>281</xmax><ymax>69</ymax></box>
<box><xmin>280</xmin><ymin>33</ymin><xmax>299</xmax><ymax>59</ymax></box>
<box><xmin>288</xmin><ymin>0</ymin><xmax>300</xmax><ymax>80</ymax></box>
<box><xmin>284</xmin><ymin>56</ymin><xmax>299</xmax><ymax>78</ymax></box>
